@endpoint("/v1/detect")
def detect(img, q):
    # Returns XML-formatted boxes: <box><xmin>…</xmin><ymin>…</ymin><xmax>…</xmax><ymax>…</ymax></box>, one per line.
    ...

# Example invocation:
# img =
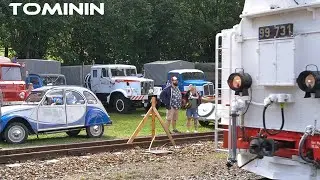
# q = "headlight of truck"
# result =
<box><xmin>19</xmin><ymin>92</ymin><xmax>25</xmax><ymax>99</ymax></box>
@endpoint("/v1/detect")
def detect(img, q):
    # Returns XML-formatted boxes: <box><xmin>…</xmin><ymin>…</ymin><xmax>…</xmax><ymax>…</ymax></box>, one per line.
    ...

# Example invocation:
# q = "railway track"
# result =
<box><xmin>0</xmin><ymin>132</ymin><xmax>223</xmax><ymax>164</ymax></box>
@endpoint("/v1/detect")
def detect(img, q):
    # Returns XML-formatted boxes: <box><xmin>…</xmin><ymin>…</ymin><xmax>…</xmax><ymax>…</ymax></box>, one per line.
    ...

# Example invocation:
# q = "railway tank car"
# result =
<box><xmin>214</xmin><ymin>0</ymin><xmax>320</xmax><ymax>179</ymax></box>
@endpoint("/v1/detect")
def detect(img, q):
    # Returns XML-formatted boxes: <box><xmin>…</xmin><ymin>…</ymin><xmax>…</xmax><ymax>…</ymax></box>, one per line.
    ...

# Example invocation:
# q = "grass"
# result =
<box><xmin>0</xmin><ymin>108</ymin><xmax>214</xmax><ymax>149</ymax></box>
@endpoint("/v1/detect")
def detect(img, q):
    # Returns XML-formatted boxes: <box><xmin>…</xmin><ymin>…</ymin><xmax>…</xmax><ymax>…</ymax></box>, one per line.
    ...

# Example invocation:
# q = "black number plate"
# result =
<box><xmin>259</xmin><ymin>23</ymin><xmax>293</xmax><ymax>40</ymax></box>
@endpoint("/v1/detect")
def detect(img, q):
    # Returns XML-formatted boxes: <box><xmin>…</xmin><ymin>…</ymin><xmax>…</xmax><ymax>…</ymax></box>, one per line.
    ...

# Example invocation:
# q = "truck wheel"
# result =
<box><xmin>86</xmin><ymin>124</ymin><xmax>104</xmax><ymax>138</ymax></box>
<box><xmin>199</xmin><ymin>121</ymin><xmax>210</xmax><ymax>127</ymax></box>
<box><xmin>66</xmin><ymin>130</ymin><xmax>81</xmax><ymax>137</ymax></box>
<box><xmin>4</xmin><ymin>122</ymin><xmax>28</xmax><ymax>144</ymax></box>
<box><xmin>113</xmin><ymin>94</ymin><xmax>131</xmax><ymax>113</ymax></box>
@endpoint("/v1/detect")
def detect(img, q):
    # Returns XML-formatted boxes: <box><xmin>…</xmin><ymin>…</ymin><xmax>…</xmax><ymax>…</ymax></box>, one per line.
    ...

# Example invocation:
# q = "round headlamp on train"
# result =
<box><xmin>297</xmin><ymin>70</ymin><xmax>320</xmax><ymax>98</ymax></box>
<box><xmin>227</xmin><ymin>72</ymin><xmax>252</xmax><ymax>96</ymax></box>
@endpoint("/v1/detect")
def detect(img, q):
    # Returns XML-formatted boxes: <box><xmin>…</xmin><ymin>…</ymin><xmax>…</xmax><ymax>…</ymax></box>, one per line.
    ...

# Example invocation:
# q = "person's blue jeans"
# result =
<box><xmin>186</xmin><ymin>108</ymin><xmax>199</xmax><ymax>119</ymax></box>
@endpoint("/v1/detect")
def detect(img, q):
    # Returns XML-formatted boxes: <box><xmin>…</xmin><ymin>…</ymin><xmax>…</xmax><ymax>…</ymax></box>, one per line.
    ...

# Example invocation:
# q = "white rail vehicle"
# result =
<box><xmin>215</xmin><ymin>0</ymin><xmax>320</xmax><ymax>179</ymax></box>
<box><xmin>84</xmin><ymin>64</ymin><xmax>161</xmax><ymax>113</ymax></box>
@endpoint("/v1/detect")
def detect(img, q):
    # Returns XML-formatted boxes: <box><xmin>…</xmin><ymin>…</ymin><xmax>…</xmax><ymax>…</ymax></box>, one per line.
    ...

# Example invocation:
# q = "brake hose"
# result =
<box><xmin>298</xmin><ymin>131</ymin><xmax>320</xmax><ymax>167</ymax></box>
<box><xmin>262</xmin><ymin>103</ymin><xmax>285</xmax><ymax>136</ymax></box>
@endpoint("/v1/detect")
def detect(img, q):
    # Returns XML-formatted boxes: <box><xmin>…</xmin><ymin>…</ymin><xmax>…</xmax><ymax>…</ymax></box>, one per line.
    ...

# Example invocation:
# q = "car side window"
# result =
<box><xmin>93</xmin><ymin>70</ymin><xmax>97</xmax><ymax>78</ymax></box>
<box><xmin>65</xmin><ymin>90</ymin><xmax>85</xmax><ymax>105</ymax></box>
<box><xmin>102</xmin><ymin>68</ymin><xmax>108</xmax><ymax>77</ymax></box>
<box><xmin>43</xmin><ymin>90</ymin><xmax>64</xmax><ymax>106</ymax></box>
<box><xmin>83</xmin><ymin>91</ymin><xmax>98</xmax><ymax>104</ymax></box>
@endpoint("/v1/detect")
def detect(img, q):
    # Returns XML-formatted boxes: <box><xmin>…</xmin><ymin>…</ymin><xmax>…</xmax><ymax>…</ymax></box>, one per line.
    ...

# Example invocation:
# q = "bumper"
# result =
<box><xmin>2</xmin><ymin>101</ymin><xmax>24</xmax><ymax>106</ymax></box>
<box><xmin>130</xmin><ymin>95</ymin><xmax>148</xmax><ymax>101</ymax></box>
<box><xmin>238</xmin><ymin>153</ymin><xmax>317</xmax><ymax>180</ymax></box>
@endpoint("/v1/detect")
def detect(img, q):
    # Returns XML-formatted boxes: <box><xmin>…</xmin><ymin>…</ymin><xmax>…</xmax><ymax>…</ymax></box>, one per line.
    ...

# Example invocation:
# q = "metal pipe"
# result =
<box><xmin>298</xmin><ymin>133</ymin><xmax>314</xmax><ymax>164</ymax></box>
<box><xmin>231</xmin><ymin>111</ymin><xmax>238</xmax><ymax>160</ymax></box>
<box><xmin>298</xmin><ymin>124</ymin><xmax>320</xmax><ymax>167</ymax></box>
<box><xmin>228</xmin><ymin>32</ymin><xmax>236</xmax><ymax>158</ymax></box>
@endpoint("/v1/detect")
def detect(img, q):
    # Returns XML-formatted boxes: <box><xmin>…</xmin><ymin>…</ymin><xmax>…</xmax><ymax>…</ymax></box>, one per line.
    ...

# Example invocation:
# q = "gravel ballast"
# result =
<box><xmin>0</xmin><ymin>141</ymin><xmax>263</xmax><ymax>180</ymax></box>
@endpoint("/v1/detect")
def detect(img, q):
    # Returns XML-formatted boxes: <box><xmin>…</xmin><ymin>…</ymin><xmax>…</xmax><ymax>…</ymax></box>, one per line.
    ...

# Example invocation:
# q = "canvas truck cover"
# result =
<box><xmin>61</xmin><ymin>65</ymin><xmax>92</xmax><ymax>86</ymax></box>
<box><xmin>18</xmin><ymin>59</ymin><xmax>61</xmax><ymax>80</ymax></box>
<box><xmin>144</xmin><ymin>60</ymin><xmax>194</xmax><ymax>86</ymax></box>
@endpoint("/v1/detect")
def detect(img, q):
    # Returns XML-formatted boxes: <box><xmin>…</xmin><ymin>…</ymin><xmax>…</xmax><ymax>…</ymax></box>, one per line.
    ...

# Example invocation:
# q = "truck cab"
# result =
<box><xmin>167</xmin><ymin>69</ymin><xmax>214</xmax><ymax>96</ymax></box>
<box><xmin>84</xmin><ymin>64</ymin><xmax>162</xmax><ymax>113</ymax></box>
<box><xmin>26</xmin><ymin>74</ymin><xmax>67</xmax><ymax>89</ymax></box>
<box><xmin>0</xmin><ymin>57</ymin><xmax>28</xmax><ymax>105</ymax></box>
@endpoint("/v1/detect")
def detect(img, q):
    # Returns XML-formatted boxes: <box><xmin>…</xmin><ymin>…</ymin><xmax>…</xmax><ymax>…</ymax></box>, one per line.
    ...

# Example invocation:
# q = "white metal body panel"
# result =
<box><xmin>37</xmin><ymin>105</ymin><xmax>67</xmax><ymax>129</ymax></box>
<box><xmin>258</xmin><ymin>41</ymin><xmax>277</xmax><ymax>85</ymax></box>
<box><xmin>220</xmin><ymin>6</ymin><xmax>320</xmax><ymax>133</ymax></box>
<box><xmin>237</xmin><ymin>153</ymin><xmax>320</xmax><ymax>180</ymax></box>
<box><xmin>218</xmin><ymin>1</ymin><xmax>320</xmax><ymax>179</ymax></box>
<box><xmin>66</xmin><ymin>104</ymin><xmax>86</xmax><ymax>124</ymax></box>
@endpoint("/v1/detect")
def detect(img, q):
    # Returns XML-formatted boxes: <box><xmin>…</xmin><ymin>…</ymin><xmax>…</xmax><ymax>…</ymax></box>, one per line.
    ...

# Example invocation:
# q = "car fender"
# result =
<box><xmin>85</xmin><ymin>107</ymin><xmax>112</xmax><ymax>126</ymax></box>
<box><xmin>107</xmin><ymin>89</ymin><xmax>128</xmax><ymax>103</ymax></box>
<box><xmin>0</xmin><ymin>114</ymin><xmax>36</xmax><ymax>133</ymax></box>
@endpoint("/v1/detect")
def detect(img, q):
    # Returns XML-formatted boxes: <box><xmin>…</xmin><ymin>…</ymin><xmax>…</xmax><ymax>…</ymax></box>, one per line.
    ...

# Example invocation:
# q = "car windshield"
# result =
<box><xmin>1</xmin><ymin>66</ymin><xmax>22</xmax><ymax>81</ymax></box>
<box><xmin>111</xmin><ymin>68</ymin><xmax>125</xmax><ymax>76</ymax></box>
<box><xmin>125</xmin><ymin>69</ymin><xmax>137</xmax><ymax>76</ymax></box>
<box><xmin>182</xmin><ymin>72</ymin><xmax>204</xmax><ymax>80</ymax></box>
<box><xmin>25</xmin><ymin>91</ymin><xmax>46</xmax><ymax>103</ymax></box>
<box><xmin>42</xmin><ymin>76</ymin><xmax>66</xmax><ymax>86</ymax></box>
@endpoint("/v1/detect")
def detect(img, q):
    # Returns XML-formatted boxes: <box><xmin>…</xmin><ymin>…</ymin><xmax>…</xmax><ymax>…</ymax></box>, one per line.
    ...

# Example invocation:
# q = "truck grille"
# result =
<box><xmin>141</xmin><ymin>81</ymin><xmax>154</xmax><ymax>95</ymax></box>
<box><xmin>203</xmin><ymin>84</ymin><xmax>214</xmax><ymax>96</ymax></box>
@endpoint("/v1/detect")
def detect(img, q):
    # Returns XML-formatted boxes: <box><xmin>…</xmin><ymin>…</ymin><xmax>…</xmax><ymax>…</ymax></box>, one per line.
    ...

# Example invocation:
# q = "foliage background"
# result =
<box><xmin>0</xmin><ymin>0</ymin><xmax>244</xmax><ymax>70</ymax></box>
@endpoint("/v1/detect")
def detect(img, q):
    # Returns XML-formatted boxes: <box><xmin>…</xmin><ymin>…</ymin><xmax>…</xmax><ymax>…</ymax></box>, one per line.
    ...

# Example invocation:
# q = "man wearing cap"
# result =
<box><xmin>160</xmin><ymin>76</ymin><xmax>182</xmax><ymax>133</ymax></box>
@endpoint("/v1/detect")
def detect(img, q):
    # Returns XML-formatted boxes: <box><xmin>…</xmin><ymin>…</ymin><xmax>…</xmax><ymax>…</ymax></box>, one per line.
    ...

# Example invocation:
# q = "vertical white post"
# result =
<box><xmin>215</xmin><ymin>33</ymin><xmax>222</xmax><ymax>149</ymax></box>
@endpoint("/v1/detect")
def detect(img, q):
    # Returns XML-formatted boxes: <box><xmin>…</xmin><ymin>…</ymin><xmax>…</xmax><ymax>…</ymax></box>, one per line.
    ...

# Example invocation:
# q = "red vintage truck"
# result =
<box><xmin>0</xmin><ymin>56</ymin><xmax>30</xmax><ymax>105</ymax></box>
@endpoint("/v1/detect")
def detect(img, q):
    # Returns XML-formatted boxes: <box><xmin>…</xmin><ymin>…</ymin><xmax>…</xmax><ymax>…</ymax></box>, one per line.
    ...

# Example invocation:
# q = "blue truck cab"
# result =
<box><xmin>26</xmin><ymin>74</ymin><xmax>67</xmax><ymax>89</ymax></box>
<box><xmin>166</xmin><ymin>69</ymin><xmax>214</xmax><ymax>96</ymax></box>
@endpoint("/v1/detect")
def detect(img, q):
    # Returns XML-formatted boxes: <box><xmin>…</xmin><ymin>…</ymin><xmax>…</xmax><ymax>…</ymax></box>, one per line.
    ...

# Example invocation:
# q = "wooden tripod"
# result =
<box><xmin>127</xmin><ymin>96</ymin><xmax>176</xmax><ymax>150</ymax></box>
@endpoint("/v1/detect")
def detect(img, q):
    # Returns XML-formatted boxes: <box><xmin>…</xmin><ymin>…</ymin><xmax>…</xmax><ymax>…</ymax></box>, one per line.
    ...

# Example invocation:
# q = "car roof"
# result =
<box><xmin>92</xmin><ymin>64</ymin><xmax>136</xmax><ymax>69</ymax></box>
<box><xmin>39</xmin><ymin>74</ymin><xmax>65</xmax><ymax>77</ymax></box>
<box><xmin>168</xmin><ymin>69</ymin><xmax>204</xmax><ymax>74</ymax></box>
<box><xmin>32</xmin><ymin>86</ymin><xmax>91</xmax><ymax>92</ymax></box>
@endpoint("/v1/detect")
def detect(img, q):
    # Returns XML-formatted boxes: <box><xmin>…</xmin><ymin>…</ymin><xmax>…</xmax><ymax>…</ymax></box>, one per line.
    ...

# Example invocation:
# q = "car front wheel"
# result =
<box><xmin>86</xmin><ymin>124</ymin><xmax>104</xmax><ymax>138</ymax></box>
<box><xmin>4</xmin><ymin>122</ymin><xmax>28</xmax><ymax>144</ymax></box>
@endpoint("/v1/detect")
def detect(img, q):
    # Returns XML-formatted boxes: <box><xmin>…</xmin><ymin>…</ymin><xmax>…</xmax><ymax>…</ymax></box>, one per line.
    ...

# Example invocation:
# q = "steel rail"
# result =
<box><xmin>0</xmin><ymin>132</ymin><xmax>223</xmax><ymax>164</ymax></box>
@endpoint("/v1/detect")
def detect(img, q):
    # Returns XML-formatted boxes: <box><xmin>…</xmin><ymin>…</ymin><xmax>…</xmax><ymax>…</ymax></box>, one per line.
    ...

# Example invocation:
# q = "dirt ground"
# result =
<box><xmin>0</xmin><ymin>141</ymin><xmax>262</xmax><ymax>180</ymax></box>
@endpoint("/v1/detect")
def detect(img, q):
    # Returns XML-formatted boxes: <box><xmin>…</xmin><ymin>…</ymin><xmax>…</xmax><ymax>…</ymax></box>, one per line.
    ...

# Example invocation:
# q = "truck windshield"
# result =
<box><xmin>182</xmin><ymin>72</ymin><xmax>204</xmax><ymax>80</ymax></box>
<box><xmin>25</xmin><ymin>91</ymin><xmax>46</xmax><ymax>103</ymax></box>
<box><xmin>42</xmin><ymin>76</ymin><xmax>66</xmax><ymax>86</ymax></box>
<box><xmin>111</xmin><ymin>69</ymin><xmax>125</xmax><ymax>76</ymax></box>
<box><xmin>1</xmin><ymin>66</ymin><xmax>22</xmax><ymax>81</ymax></box>
<box><xmin>125</xmin><ymin>69</ymin><xmax>137</xmax><ymax>76</ymax></box>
